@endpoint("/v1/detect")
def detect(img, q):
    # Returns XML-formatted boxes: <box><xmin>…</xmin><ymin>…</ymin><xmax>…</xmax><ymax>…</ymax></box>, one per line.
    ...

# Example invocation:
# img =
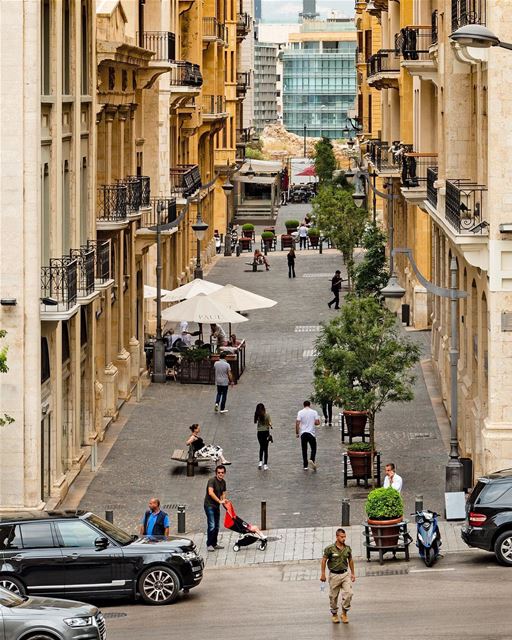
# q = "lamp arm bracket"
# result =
<box><xmin>498</xmin><ymin>41</ymin><xmax>512</xmax><ymax>51</ymax></box>
<box><xmin>392</xmin><ymin>248</ymin><xmax>468</xmax><ymax>299</ymax></box>
<box><xmin>359</xmin><ymin>172</ymin><xmax>401</xmax><ymax>200</ymax></box>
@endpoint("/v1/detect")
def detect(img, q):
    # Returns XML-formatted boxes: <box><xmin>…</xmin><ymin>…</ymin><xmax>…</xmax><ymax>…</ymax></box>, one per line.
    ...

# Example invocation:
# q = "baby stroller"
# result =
<box><xmin>223</xmin><ymin>500</ymin><xmax>268</xmax><ymax>552</ymax></box>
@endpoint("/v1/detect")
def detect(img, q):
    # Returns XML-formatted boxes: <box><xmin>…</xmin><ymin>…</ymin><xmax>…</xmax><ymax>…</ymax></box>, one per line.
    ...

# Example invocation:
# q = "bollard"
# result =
<box><xmin>264</xmin><ymin>244</ymin><xmax>268</xmax><ymax>256</ymax></box>
<box><xmin>415</xmin><ymin>495</ymin><xmax>424</xmax><ymax>514</ymax></box>
<box><xmin>341</xmin><ymin>499</ymin><xmax>350</xmax><ymax>527</ymax></box>
<box><xmin>91</xmin><ymin>441</ymin><xmax>97</xmax><ymax>472</ymax></box>
<box><xmin>177</xmin><ymin>505</ymin><xmax>186</xmax><ymax>534</ymax></box>
<box><xmin>319</xmin><ymin>239</ymin><xmax>323</xmax><ymax>254</ymax></box>
<box><xmin>105</xmin><ymin>510</ymin><xmax>114</xmax><ymax>524</ymax></box>
<box><xmin>260</xmin><ymin>501</ymin><xmax>267</xmax><ymax>531</ymax></box>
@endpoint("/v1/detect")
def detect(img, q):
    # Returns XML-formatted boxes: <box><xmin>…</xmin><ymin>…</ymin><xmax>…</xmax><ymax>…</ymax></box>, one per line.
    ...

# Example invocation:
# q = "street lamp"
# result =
<box><xmin>246</xmin><ymin>160</ymin><xmax>255</xmax><ymax>179</ymax></box>
<box><xmin>152</xmin><ymin>201</ymin><xmax>167</xmax><ymax>383</ymax></box>
<box><xmin>222</xmin><ymin>175</ymin><xmax>234</xmax><ymax>256</ymax></box>
<box><xmin>303</xmin><ymin>123</ymin><xmax>307</xmax><ymax>158</ymax></box>
<box><xmin>192</xmin><ymin>199</ymin><xmax>208</xmax><ymax>280</ymax></box>
<box><xmin>381</xmin><ymin>248</ymin><xmax>468</xmax><ymax>494</ymax></box>
<box><xmin>450</xmin><ymin>24</ymin><xmax>512</xmax><ymax>50</ymax></box>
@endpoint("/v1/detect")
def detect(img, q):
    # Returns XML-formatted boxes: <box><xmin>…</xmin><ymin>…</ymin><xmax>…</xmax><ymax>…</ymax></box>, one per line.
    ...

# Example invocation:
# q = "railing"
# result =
<box><xmin>427</xmin><ymin>166</ymin><xmax>438</xmax><ymax>208</ymax></box>
<box><xmin>169</xmin><ymin>61</ymin><xmax>203</xmax><ymax>88</ymax></box>
<box><xmin>237</xmin><ymin>12</ymin><xmax>251</xmax><ymax>37</ymax></box>
<box><xmin>445</xmin><ymin>179</ymin><xmax>488</xmax><ymax>233</ymax></box>
<box><xmin>202</xmin><ymin>94</ymin><xmax>226</xmax><ymax>115</ymax></box>
<box><xmin>87</xmin><ymin>239</ymin><xmax>111</xmax><ymax>282</ymax></box>
<box><xmin>396</xmin><ymin>27</ymin><xmax>435</xmax><ymax>61</ymax></box>
<box><xmin>141</xmin><ymin>197</ymin><xmax>178</xmax><ymax>229</ymax></box>
<box><xmin>118</xmin><ymin>177</ymin><xmax>142</xmax><ymax>212</ymax></box>
<box><xmin>432</xmin><ymin>10</ymin><xmax>438</xmax><ymax>45</ymax></box>
<box><xmin>236</xmin><ymin>128</ymin><xmax>252</xmax><ymax>144</ymax></box>
<box><xmin>452</xmin><ymin>0</ymin><xmax>486</xmax><ymax>31</ymax></box>
<box><xmin>169</xmin><ymin>164</ymin><xmax>202</xmax><ymax>198</ymax></box>
<box><xmin>139</xmin><ymin>31</ymin><xmax>176</xmax><ymax>62</ymax></box>
<box><xmin>401</xmin><ymin>152</ymin><xmax>438</xmax><ymax>188</ymax></box>
<box><xmin>97</xmin><ymin>184</ymin><xmax>127</xmax><ymax>221</ymax></box>
<box><xmin>236</xmin><ymin>72</ymin><xmax>251</xmax><ymax>93</ymax></box>
<box><xmin>367</xmin><ymin>49</ymin><xmax>400</xmax><ymax>78</ymax></box>
<box><xmin>140</xmin><ymin>176</ymin><xmax>151</xmax><ymax>207</ymax></box>
<box><xmin>203</xmin><ymin>17</ymin><xmax>226</xmax><ymax>42</ymax></box>
<box><xmin>41</xmin><ymin>257</ymin><xmax>78</xmax><ymax>310</ymax></box>
<box><xmin>70</xmin><ymin>247</ymin><xmax>95</xmax><ymax>297</ymax></box>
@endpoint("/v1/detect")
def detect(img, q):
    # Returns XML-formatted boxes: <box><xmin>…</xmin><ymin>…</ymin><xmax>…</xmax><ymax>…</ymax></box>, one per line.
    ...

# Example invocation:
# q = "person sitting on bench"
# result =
<box><xmin>186</xmin><ymin>424</ymin><xmax>231</xmax><ymax>464</ymax></box>
<box><xmin>253</xmin><ymin>249</ymin><xmax>270</xmax><ymax>271</ymax></box>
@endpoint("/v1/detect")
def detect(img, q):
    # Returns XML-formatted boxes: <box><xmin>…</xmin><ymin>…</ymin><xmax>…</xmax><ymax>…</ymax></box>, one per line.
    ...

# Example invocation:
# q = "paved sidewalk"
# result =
<box><xmin>65</xmin><ymin>202</ymin><xmax>448</xmax><ymax>540</ymax></box>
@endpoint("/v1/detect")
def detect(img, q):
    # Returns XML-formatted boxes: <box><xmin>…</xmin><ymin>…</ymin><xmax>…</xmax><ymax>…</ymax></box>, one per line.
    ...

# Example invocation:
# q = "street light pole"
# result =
<box><xmin>223</xmin><ymin>172</ymin><xmax>234</xmax><ymax>256</ymax></box>
<box><xmin>192</xmin><ymin>198</ymin><xmax>209</xmax><ymax>280</ymax></box>
<box><xmin>152</xmin><ymin>203</ymin><xmax>166</xmax><ymax>383</ymax></box>
<box><xmin>303</xmin><ymin>123</ymin><xmax>307</xmax><ymax>158</ymax></box>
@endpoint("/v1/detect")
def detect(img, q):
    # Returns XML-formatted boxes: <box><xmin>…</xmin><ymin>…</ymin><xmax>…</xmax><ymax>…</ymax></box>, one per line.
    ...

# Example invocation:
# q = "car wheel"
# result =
<box><xmin>138</xmin><ymin>565</ymin><xmax>180</xmax><ymax>605</ymax></box>
<box><xmin>0</xmin><ymin>576</ymin><xmax>25</xmax><ymax>596</ymax></box>
<box><xmin>24</xmin><ymin>636</ymin><xmax>56</xmax><ymax>640</ymax></box>
<box><xmin>494</xmin><ymin>530</ymin><xmax>512</xmax><ymax>566</ymax></box>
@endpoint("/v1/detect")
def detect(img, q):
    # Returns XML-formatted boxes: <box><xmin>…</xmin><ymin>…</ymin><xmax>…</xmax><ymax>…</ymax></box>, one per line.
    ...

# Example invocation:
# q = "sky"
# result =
<box><xmin>260</xmin><ymin>0</ymin><xmax>354</xmax><ymax>23</ymax></box>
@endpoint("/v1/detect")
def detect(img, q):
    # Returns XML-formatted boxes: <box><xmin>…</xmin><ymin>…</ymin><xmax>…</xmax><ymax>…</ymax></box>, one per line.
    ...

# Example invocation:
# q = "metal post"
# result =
<box><xmin>224</xmin><ymin>192</ymin><xmax>232</xmax><ymax>256</ymax></box>
<box><xmin>389</xmin><ymin>185</ymin><xmax>395</xmax><ymax>274</ymax></box>
<box><xmin>446</xmin><ymin>256</ymin><xmax>464</xmax><ymax>492</ymax></box>
<box><xmin>194</xmin><ymin>238</ymin><xmax>203</xmax><ymax>279</ymax></box>
<box><xmin>91</xmin><ymin>441</ymin><xmax>97</xmax><ymax>471</ymax></box>
<box><xmin>341</xmin><ymin>499</ymin><xmax>350</xmax><ymax>526</ymax></box>
<box><xmin>372</xmin><ymin>171</ymin><xmax>377</xmax><ymax>223</ymax></box>
<box><xmin>319</xmin><ymin>238</ymin><xmax>323</xmax><ymax>254</ymax></box>
<box><xmin>105</xmin><ymin>510</ymin><xmax>114</xmax><ymax>524</ymax></box>
<box><xmin>260</xmin><ymin>501</ymin><xmax>267</xmax><ymax>531</ymax></box>
<box><xmin>177</xmin><ymin>505</ymin><xmax>186</xmax><ymax>534</ymax></box>
<box><xmin>152</xmin><ymin>220</ymin><xmax>166</xmax><ymax>382</ymax></box>
<box><xmin>415</xmin><ymin>495</ymin><xmax>423</xmax><ymax>514</ymax></box>
<box><xmin>303</xmin><ymin>123</ymin><xmax>307</xmax><ymax>157</ymax></box>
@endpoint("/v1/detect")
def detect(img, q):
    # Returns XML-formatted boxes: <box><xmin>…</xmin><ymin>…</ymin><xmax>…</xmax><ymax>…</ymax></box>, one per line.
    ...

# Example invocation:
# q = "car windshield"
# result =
<box><xmin>0</xmin><ymin>586</ymin><xmax>25</xmax><ymax>607</ymax></box>
<box><xmin>85</xmin><ymin>514</ymin><xmax>134</xmax><ymax>546</ymax></box>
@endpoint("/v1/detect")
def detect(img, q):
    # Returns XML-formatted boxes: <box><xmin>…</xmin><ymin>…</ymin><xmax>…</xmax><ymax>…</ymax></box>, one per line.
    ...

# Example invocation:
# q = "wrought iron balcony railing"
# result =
<box><xmin>401</xmin><ymin>151</ymin><xmax>438</xmax><ymax>188</ymax></box>
<box><xmin>452</xmin><ymin>0</ymin><xmax>486</xmax><ymax>31</ymax></box>
<box><xmin>41</xmin><ymin>257</ymin><xmax>78</xmax><ymax>311</ymax></box>
<box><xmin>169</xmin><ymin>61</ymin><xmax>203</xmax><ymax>88</ymax></box>
<box><xmin>97</xmin><ymin>184</ymin><xmax>128</xmax><ymax>221</ymax></box>
<box><xmin>367</xmin><ymin>49</ymin><xmax>400</xmax><ymax>78</ymax></box>
<box><xmin>70</xmin><ymin>246</ymin><xmax>95</xmax><ymax>297</ymax></box>
<box><xmin>237</xmin><ymin>12</ymin><xmax>251</xmax><ymax>38</ymax></box>
<box><xmin>139</xmin><ymin>31</ymin><xmax>176</xmax><ymax>62</ymax></box>
<box><xmin>140</xmin><ymin>176</ymin><xmax>150</xmax><ymax>207</ymax></box>
<box><xmin>169</xmin><ymin>164</ymin><xmax>202</xmax><ymax>198</ymax></box>
<box><xmin>141</xmin><ymin>197</ymin><xmax>178</xmax><ymax>228</ymax></box>
<box><xmin>236</xmin><ymin>72</ymin><xmax>251</xmax><ymax>94</ymax></box>
<box><xmin>87</xmin><ymin>239</ymin><xmax>111</xmax><ymax>283</ymax></box>
<box><xmin>427</xmin><ymin>166</ymin><xmax>438</xmax><ymax>208</ymax></box>
<box><xmin>236</xmin><ymin>128</ymin><xmax>252</xmax><ymax>144</ymax></box>
<box><xmin>445</xmin><ymin>179</ymin><xmax>488</xmax><ymax>234</ymax></box>
<box><xmin>395</xmin><ymin>27</ymin><xmax>435</xmax><ymax>61</ymax></box>
<box><xmin>202</xmin><ymin>94</ymin><xmax>226</xmax><ymax>116</ymax></box>
<box><xmin>119</xmin><ymin>177</ymin><xmax>142</xmax><ymax>212</ymax></box>
<box><xmin>203</xmin><ymin>17</ymin><xmax>226</xmax><ymax>42</ymax></box>
<box><xmin>432</xmin><ymin>10</ymin><xmax>439</xmax><ymax>45</ymax></box>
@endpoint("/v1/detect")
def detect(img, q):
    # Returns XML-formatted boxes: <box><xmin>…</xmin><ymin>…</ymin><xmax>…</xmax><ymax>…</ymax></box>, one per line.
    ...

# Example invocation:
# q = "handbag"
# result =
<box><xmin>267</xmin><ymin>433</ymin><xmax>273</xmax><ymax>444</ymax></box>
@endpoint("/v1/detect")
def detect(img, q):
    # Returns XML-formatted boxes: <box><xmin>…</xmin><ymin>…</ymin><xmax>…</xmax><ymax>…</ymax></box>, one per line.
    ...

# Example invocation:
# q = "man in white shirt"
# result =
<box><xmin>296</xmin><ymin>400</ymin><xmax>321</xmax><ymax>471</ymax></box>
<box><xmin>383</xmin><ymin>463</ymin><xmax>403</xmax><ymax>493</ymax></box>
<box><xmin>298</xmin><ymin>223</ymin><xmax>308</xmax><ymax>250</ymax></box>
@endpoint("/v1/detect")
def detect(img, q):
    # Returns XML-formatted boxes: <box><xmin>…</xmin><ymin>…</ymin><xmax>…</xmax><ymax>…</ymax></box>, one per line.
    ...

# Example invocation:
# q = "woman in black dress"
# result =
<box><xmin>254</xmin><ymin>403</ymin><xmax>272</xmax><ymax>470</ymax></box>
<box><xmin>186</xmin><ymin>424</ymin><xmax>230</xmax><ymax>464</ymax></box>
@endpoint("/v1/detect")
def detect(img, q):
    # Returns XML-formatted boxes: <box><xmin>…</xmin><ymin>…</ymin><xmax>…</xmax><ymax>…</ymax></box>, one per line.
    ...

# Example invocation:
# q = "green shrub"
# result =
<box><xmin>307</xmin><ymin>227</ymin><xmax>320</xmax><ymax>237</ymax></box>
<box><xmin>365</xmin><ymin>487</ymin><xmax>403</xmax><ymax>520</ymax></box>
<box><xmin>285</xmin><ymin>219</ymin><xmax>300</xmax><ymax>229</ymax></box>
<box><xmin>261</xmin><ymin>231</ymin><xmax>275</xmax><ymax>239</ymax></box>
<box><xmin>242</xmin><ymin>223</ymin><xmax>255</xmax><ymax>231</ymax></box>
<box><xmin>346</xmin><ymin>442</ymin><xmax>372</xmax><ymax>452</ymax></box>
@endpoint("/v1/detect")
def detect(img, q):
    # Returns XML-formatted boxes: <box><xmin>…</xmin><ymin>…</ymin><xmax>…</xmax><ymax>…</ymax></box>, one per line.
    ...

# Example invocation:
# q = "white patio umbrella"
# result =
<box><xmin>144</xmin><ymin>285</ymin><xmax>173</xmax><ymax>299</ymax></box>
<box><xmin>160</xmin><ymin>293</ymin><xmax>248</xmax><ymax>325</ymax></box>
<box><xmin>161</xmin><ymin>278</ymin><xmax>223</xmax><ymax>302</ymax></box>
<box><xmin>208</xmin><ymin>283</ymin><xmax>277</xmax><ymax>312</ymax></box>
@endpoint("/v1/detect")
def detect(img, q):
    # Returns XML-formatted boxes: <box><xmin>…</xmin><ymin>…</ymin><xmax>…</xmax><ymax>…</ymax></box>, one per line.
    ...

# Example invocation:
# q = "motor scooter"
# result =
<box><xmin>413</xmin><ymin>510</ymin><xmax>442</xmax><ymax>567</ymax></box>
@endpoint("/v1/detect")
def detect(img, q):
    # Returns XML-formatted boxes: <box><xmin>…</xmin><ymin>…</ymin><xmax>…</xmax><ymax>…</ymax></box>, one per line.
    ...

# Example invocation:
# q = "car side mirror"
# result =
<box><xmin>94</xmin><ymin>536</ymin><xmax>109</xmax><ymax>550</ymax></box>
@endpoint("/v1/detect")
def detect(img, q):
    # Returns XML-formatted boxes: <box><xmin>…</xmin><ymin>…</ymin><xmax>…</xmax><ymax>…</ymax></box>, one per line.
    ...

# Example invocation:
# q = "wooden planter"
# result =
<box><xmin>308</xmin><ymin>235</ymin><xmax>319</xmax><ymax>248</ymax></box>
<box><xmin>262</xmin><ymin>238</ymin><xmax>275</xmax><ymax>251</ymax></box>
<box><xmin>346</xmin><ymin>450</ymin><xmax>373</xmax><ymax>479</ymax></box>
<box><xmin>239</xmin><ymin>237</ymin><xmax>253</xmax><ymax>252</ymax></box>
<box><xmin>286</xmin><ymin>226</ymin><xmax>298</xmax><ymax>235</ymax></box>
<box><xmin>343</xmin><ymin>410</ymin><xmax>368</xmax><ymax>439</ymax></box>
<box><xmin>179</xmin><ymin>358</ymin><xmax>215</xmax><ymax>385</ymax></box>
<box><xmin>281</xmin><ymin>234</ymin><xmax>294</xmax><ymax>250</ymax></box>
<box><xmin>367</xmin><ymin>517</ymin><xmax>403</xmax><ymax>548</ymax></box>
<box><xmin>242</xmin><ymin>229</ymin><xmax>254</xmax><ymax>238</ymax></box>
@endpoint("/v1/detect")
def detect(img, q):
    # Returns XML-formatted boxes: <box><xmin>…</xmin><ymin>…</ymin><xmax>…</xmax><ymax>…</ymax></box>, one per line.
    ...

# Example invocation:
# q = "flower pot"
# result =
<box><xmin>308</xmin><ymin>235</ymin><xmax>319</xmax><ymax>248</ymax></box>
<box><xmin>367</xmin><ymin>517</ymin><xmax>403</xmax><ymax>548</ymax></box>
<box><xmin>243</xmin><ymin>230</ymin><xmax>253</xmax><ymax>238</ymax></box>
<box><xmin>346</xmin><ymin>450</ymin><xmax>373</xmax><ymax>479</ymax></box>
<box><xmin>286</xmin><ymin>226</ymin><xmax>298</xmax><ymax>234</ymax></box>
<box><xmin>281</xmin><ymin>234</ymin><xmax>294</xmax><ymax>250</ymax></box>
<box><xmin>343</xmin><ymin>410</ymin><xmax>368</xmax><ymax>439</ymax></box>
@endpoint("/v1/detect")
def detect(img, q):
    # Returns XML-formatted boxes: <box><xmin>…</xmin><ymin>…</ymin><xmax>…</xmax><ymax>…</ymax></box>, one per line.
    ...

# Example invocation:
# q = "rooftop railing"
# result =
<box><xmin>445</xmin><ymin>179</ymin><xmax>488</xmax><ymax>234</ymax></box>
<box><xmin>169</xmin><ymin>164</ymin><xmax>202</xmax><ymax>198</ymax></box>
<box><xmin>139</xmin><ymin>31</ymin><xmax>176</xmax><ymax>62</ymax></box>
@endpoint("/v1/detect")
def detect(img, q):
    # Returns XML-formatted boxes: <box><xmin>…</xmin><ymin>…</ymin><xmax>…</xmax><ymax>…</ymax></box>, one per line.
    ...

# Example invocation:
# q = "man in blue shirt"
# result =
<box><xmin>139</xmin><ymin>498</ymin><xmax>170</xmax><ymax>536</ymax></box>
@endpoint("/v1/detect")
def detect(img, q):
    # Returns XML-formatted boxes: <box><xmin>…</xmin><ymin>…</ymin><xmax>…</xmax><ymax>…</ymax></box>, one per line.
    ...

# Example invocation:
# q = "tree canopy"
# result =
<box><xmin>0</xmin><ymin>329</ymin><xmax>14</xmax><ymax>427</ymax></box>
<box><xmin>314</xmin><ymin>137</ymin><xmax>337</xmax><ymax>183</ymax></box>
<box><xmin>354</xmin><ymin>223</ymin><xmax>390</xmax><ymax>298</ymax></box>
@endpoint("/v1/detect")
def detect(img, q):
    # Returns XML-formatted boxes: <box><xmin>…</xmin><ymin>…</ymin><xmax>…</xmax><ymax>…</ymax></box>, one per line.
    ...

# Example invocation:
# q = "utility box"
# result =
<box><xmin>401</xmin><ymin>303</ymin><xmax>410</xmax><ymax>326</ymax></box>
<box><xmin>460</xmin><ymin>457</ymin><xmax>473</xmax><ymax>492</ymax></box>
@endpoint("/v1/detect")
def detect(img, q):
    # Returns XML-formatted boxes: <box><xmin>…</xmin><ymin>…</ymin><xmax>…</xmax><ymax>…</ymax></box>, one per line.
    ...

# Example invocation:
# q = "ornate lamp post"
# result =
<box><xmin>192</xmin><ymin>200</ymin><xmax>209</xmax><ymax>280</ymax></box>
<box><xmin>222</xmin><ymin>175</ymin><xmax>234</xmax><ymax>256</ymax></box>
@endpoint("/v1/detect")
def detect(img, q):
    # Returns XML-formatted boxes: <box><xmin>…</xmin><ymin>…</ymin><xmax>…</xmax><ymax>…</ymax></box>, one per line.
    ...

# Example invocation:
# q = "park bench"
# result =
<box><xmin>245</xmin><ymin>259</ymin><xmax>264</xmax><ymax>272</ymax></box>
<box><xmin>171</xmin><ymin>445</ymin><xmax>212</xmax><ymax>477</ymax></box>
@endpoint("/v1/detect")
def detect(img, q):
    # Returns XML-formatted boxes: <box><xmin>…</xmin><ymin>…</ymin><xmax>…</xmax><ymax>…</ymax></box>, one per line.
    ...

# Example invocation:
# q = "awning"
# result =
<box><xmin>235</xmin><ymin>175</ymin><xmax>278</xmax><ymax>185</ymax></box>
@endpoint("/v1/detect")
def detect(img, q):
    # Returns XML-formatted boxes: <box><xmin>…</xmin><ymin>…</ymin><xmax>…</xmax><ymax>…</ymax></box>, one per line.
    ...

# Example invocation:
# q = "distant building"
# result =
<box><xmin>282</xmin><ymin>17</ymin><xmax>357</xmax><ymax>139</ymax></box>
<box><xmin>254</xmin><ymin>42</ymin><xmax>278</xmax><ymax>132</ymax></box>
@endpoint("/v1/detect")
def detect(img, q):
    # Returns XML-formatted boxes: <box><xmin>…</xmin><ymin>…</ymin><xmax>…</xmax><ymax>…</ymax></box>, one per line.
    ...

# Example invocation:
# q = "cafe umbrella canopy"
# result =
<box><xmin>208</xmin><ymin>283</ymin><xmax>277</xmax><ymax>312</ymax></box>
<box><xmin>144</xmin><ymin>285</ymin><xmax>173</xmax><ymax>299</ymax></box>
<box><xmin>160</xmin><ymin>293</ymin><xmax>248</xmax><ymax>327</ymax></box>
<box><xmin>161</xmin><ymin>278</ymin><xmax>223</xmax><ymax>302</ymax></box>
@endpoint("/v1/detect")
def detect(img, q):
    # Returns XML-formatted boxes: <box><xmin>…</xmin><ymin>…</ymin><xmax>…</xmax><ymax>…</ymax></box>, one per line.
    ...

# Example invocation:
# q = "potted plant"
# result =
<box><xmin>285</xmin><ymin>219</ymin><xmax>300</xmax><ymax>234</ymax></box>
<box><xmin>365</xmin><ymin>487</ymin><xmax>404</xmax><ymax>548</ymax></box>
<box><xmin>307</xmin><ymin>227</ymin><xmax>320</xmax><ymax>248</ymax></box>
<box><xmin>346</xmin><ymin>441</ymin><xmax>373</xmax><ymax>479</ymax></box>
<box><xmin>242</xmin><ymin>223</ymin><xmax>255</xmax><ymax>238</ymax></box>
<box><xmin>261</xmin><ymin>230</ymin><xmax>275</xmax><ymax>250</ymax></box>
<box><xmin>281</xmin><ymin>234</ymin><xmax>294</xmax><ymax>250</ymax></box>
<box><xmin>343</xmin><ymin>403</ymin><xmax>368</xmax><ymax>442</ymax></box>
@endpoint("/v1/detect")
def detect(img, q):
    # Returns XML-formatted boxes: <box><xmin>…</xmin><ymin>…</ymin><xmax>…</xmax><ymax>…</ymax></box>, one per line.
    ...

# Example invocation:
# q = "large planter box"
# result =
<box><xmin>178</xmin><ymin>358</ymin><xmax>215</xmax><ymax>384</ymax></box>
<box><xmin>281</xmin><ymin>234</ymin><xmax>294</xmax><ymax>250</ymax></box>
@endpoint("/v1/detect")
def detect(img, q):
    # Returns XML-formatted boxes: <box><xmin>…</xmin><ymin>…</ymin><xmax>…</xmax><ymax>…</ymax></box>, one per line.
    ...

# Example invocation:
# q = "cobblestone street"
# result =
<box><xmin>68</xmin><ymin>204</ymin><xmax>447</xmax><ymax>539</ymax></box>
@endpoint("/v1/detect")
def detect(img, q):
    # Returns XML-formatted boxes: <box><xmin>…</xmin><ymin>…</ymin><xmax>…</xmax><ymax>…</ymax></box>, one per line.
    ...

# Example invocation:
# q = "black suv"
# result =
<box><xmin>0</xmin><ymin>511</ymin><xmax>203</xmax><ymax>605</ymax></box>
<box><xmin>461</xmin><ymin>468</ymin><xmax>512</xmax><ymax>566</ymax></box>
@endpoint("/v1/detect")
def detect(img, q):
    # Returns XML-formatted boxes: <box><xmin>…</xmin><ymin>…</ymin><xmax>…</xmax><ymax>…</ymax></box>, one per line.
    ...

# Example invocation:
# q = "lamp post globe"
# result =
<box><xmin>192</xmin><ymin>217</ymin><xmax>209</xmax><ymax>279</ymax></box>
<box><xmin>192</xmin><ymin>219</ymin><xmax>209</xmax><ymax>241</ymax></box>
<box><xmin>222</xmin><ymin>178</ymin><xmax>234</xmax><ymax>257</ymax></box>
<box><xmin>450</xmin><ymin>24</ymin><xmax>500</xmax><ymax>48</ymax></box>
<box><xmin>381</xmin><ymin>274</ymin><xmax>406</xmax><ymax>314</ymax></box>
<box><xmin>352</xmin><ymin>191</ymin><xmax>365</xmax><ymax>208</ymax></box>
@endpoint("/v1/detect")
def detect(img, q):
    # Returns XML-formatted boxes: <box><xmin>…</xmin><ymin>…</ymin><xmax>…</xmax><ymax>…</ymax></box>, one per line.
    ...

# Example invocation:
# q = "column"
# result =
<box><xmin>115</xmin><ymin>228</ymin><xmax>131</xmax><ymax>398</ymax></box>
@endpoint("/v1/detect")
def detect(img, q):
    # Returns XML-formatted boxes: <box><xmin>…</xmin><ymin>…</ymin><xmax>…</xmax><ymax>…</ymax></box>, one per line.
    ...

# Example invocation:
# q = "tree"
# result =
<box><xmin>354</xmin><ymin>223</ymin><xmax>390</xmax><ymax>297</ymax></box>
<box><xmin>314</xmin><ymin>137</ymin><xmax>337</xmax><ymax>183</ymax></box>
<box><xmin>312</xmin><ymin>185</ymin><xmax>369</xmax><ymax>287</ymax></box>
<box><xmin>313</xmin><ymin>297</ymin><xmax>420</xmax><ymax>463</ymax></box>
<box><xmin>0</xmin><ymin>329</ymin><xmax>14</xmax><ymax>427</ymax></box>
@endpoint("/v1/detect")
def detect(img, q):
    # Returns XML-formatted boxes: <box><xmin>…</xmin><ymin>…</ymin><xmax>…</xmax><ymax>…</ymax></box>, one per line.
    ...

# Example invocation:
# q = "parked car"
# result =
<box><xmin>0</xmin><ymin>511</ymin><xmax>203</xmax><ymax>605</ymax></box>
<box><xmin>461</xmin><ymin>468</ymin><xmax>512</xmax><ymax>566</ymax></box>
<box><xmin>0</xmin><ymin>585</ymin><xmax>106</xmax><ymax>640</ymax></box>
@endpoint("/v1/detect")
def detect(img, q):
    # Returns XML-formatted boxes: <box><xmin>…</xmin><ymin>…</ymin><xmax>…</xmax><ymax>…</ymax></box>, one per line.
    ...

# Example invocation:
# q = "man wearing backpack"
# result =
<box><xmin>139</xmin><ymin>497</ymin><xmax>170</xmax><ymax>536</ymax></box>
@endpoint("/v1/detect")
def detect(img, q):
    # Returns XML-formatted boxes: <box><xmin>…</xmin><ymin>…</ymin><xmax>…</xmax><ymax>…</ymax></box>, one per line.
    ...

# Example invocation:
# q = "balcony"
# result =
<box><xmin>236</xmin><ymin>72</ymin><xmax>251</xmax><ymax>96</ymax></box>
<box><xmin>367</xmin><ymin>49</ymin><xmax>400</xmax><ymax>89</ymax></box>
<box><xmin>116</xmin><ymin>176</ymin><xmax>150</xmax><ymax>214</ymax></box>
<box><xmin>202</xmin><ymin>94</ymin><xmax>228</xmax><ymax>120</ymax></box>
<box><xmin>432</xmin><ymin>10</ymin><xmax>439</xmax><ymax>46</ymax></box>
<box><xmin>395</xmin><ymin>27</ymin><xmax>437</xmax><ymax>77</ymax></box>
<box><xmin>140</xmin><ymin>197</ymin><xmax>178</xmax><ymax>229</ymax></box>
<box><xmin>169</xmin><ymin>61</ymin><xmax>203</xmax><ymax>88</ymax></box>
<box><xmin>367</xmin><ymin>140</ymin><xmax>400</xmax><ymax>176</ymax></box>
<box><xmin>445</xmin><ymin>180</ymin><xmax>488</xmax><ymax>234</ymax></box>
<box><xmin>400</xmin><ymin>150</ymin><xmax>438</xmax><ymax>203</ymax></box>
<box><xmin>41</xmin><ymin>257</ymin><xmax>78</xmax><ymax>319</ymax></box>
<box><xmin>140</xmin><ymin>31</ymin><xmax>176</xmax><ymax>62</ymax></box>
<box><xmin>97</xmin><ymin>184</ymin><xmax>128</xmax><ymax>226</ymax></box>
<box><xmin>169</xmin><ymin>164</ymin><xmax>202</xmax><ymax>199</ymax></box>
<box><xmin>86</xmin><ymin>239</ymin><xmax>112</xmax><ymax>285</ymax></box>
<box><xmin>237</xmin><ymin>12</ymin><xmax>251</xmax><ymax>39</ymax></box>
<box><xmin>70</xmin><ymin>246</ymin><xmax>96</xmax><ymax>299</ymax></box>
<box><xmin>427</xmin><ymin>166</ymin><xmax>438</xmax><ymax>209</ymax></box>
<box><xmin>451</xmin><ymin>0</ymin><xmax>486</xmax><ymax>31</ymax></box>
<box><xmin>203</xmin><ymin>17</ymin><xmax>227</xmax><ymax>44</ymax></box>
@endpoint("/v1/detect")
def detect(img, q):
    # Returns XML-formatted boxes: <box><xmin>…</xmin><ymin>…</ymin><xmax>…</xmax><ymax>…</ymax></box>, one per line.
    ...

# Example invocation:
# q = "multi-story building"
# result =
<box><xmin>357</xmin><ymin>0</ymin><xmax>512</xmax><ymax>477</ymax></box>
<box><xmin>254</xmin><ymin>42</ymin><xmax>278</xmax><ymax>132</ymax></box>
<box><xmin>282</xmin><ymin>17</ymin><xmax>357</xmax><ymax>139</ymax></box>
<box><xmin>0</xmin><ymin>0</ymin><xmax>250</xmax><ymax>510</ymax></box>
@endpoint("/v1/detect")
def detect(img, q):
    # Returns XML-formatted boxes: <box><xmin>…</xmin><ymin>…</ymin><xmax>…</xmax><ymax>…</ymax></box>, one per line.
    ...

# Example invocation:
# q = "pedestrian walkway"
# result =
<box><xmin>65</xmin><ymin>203</ymin><xmax>448</xmax><ymax>542</ymax></box>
